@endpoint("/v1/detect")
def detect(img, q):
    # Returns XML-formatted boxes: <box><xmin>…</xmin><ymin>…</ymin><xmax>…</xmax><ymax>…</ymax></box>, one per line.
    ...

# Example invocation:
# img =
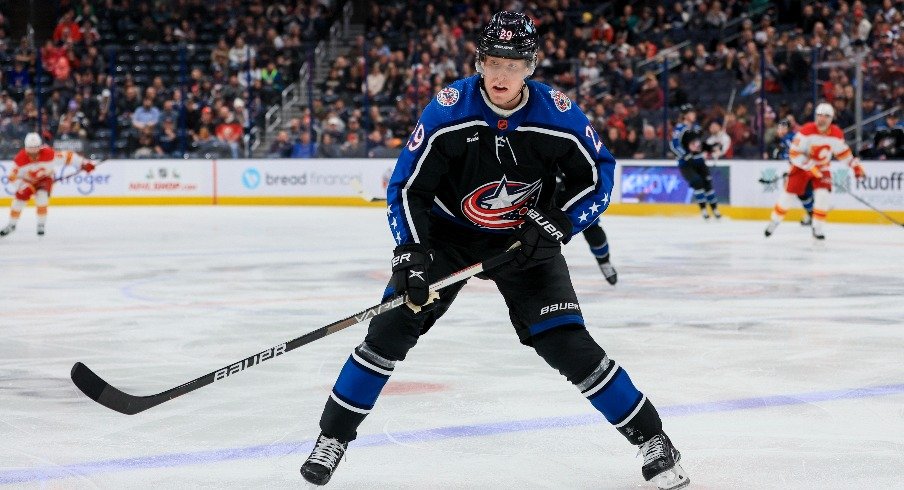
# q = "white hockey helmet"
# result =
<box><xmin>24</xmin><ymin>132</ymin><xmax>42</xmax><ymax>150</ymax></box>
<box><xmin>814</xmin><ymin>102</ymin><xmax>834</xmax><ymax>120</ymax></box>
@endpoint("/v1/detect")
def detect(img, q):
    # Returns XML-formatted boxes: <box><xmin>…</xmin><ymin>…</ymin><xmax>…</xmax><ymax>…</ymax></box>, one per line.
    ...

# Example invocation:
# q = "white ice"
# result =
<box><xmin>1</xmin><ymin>206</ymin><xmax>902</xmax><ymax>489</ymax></box>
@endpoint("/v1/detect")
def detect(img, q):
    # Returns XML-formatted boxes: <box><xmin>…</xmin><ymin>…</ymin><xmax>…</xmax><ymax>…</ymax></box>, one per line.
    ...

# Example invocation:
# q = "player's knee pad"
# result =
<box><xmin>532</xmin><ymin>325</ymin><xmax>606</xmax><ymax>385</ymax></box>
<box><xmin>363</xmin><ymin>309</ymin><xmax>426</xmax><ymax>362</ymax></box>
<box><xmin>34</xmin><ymin>190</ymin><xmax>49</xmax><ymax>207</ymax></box>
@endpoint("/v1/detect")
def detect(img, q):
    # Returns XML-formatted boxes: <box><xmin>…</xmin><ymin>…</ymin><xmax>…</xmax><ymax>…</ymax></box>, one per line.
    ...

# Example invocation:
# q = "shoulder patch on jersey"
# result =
<box><xmin>436</xmin><ymin>87</ymin><xmax>460</xmax><ymax>107</ymax></box>
<box><xmin>548</xmin><ymin>89</ymin><xmax>572</xmax><ymax>112</ymax></box>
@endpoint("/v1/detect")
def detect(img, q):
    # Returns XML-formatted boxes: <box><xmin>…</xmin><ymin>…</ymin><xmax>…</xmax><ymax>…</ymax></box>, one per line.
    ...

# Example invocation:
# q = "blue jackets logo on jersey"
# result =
<box><xmin>461</xmin><ymin>176</ymin><xmax>542</xmax><ymax>229</ymax></box>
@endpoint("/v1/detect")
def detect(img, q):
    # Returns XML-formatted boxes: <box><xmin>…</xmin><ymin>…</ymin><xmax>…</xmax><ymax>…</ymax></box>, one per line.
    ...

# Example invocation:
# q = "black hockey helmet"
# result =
<box><xmin>477</xmin><ymin>11</ymin><xmax>539</xmax><ymax>66</ymax></box>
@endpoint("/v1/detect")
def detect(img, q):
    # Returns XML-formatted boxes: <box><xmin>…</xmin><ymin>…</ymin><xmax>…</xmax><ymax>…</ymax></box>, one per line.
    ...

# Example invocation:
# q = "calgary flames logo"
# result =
<box><xmin>461</xmin><ymin>176</ymin><xmax>543</xmax><ymax>229</ymax></box>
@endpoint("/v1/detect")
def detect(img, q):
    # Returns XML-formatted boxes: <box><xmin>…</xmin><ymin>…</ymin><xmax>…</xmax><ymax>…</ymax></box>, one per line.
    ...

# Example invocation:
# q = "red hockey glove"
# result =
<box><xmin>852</xmin><ymin>161</ymin><xmax>866</xmax><ymax>180</ymax></box>
<box><xmin>81</xmin><ymin>161</ymin><xmax>96</xmax><ymax>173</ymax></box>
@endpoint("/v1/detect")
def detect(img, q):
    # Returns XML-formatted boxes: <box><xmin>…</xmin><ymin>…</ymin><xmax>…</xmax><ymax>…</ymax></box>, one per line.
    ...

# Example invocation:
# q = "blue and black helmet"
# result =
<box><xmin>477</xmin><ymin>11</ymin><xmax>539</xmax><ymax>62</ymax></box>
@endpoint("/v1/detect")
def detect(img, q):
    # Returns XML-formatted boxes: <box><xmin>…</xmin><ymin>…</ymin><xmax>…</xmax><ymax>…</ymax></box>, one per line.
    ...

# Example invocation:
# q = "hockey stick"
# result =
<box><xmin>836</xmin><ymin>182</ymin><xmax>904</xmax><ymax>228</ymax></box>
<box><xmin>54</xmin><ymin>158</ymin><xmax>106</xmax><ymax>183</ymax></box>
<box><xmin>349</xmin><ymin>178</ymin><xmax>386</xmax><ymax>202</ymax></box>
<box><xmin>71</xmin><ymin>242</ymin><xmax>521</xmax><ymax>415</ymax></box>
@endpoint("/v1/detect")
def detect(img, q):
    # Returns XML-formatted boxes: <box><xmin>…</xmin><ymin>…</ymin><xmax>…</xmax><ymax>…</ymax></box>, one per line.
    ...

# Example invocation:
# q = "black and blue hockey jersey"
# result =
<box><xmin>670</xmin><ymin>122</ymin><xmax>705</xmax><ymax>164</ymax></box>
<box><xmin>386</xmin><ymin>75</ymin><xmax>615</xmax><ymax>248</ymax></box>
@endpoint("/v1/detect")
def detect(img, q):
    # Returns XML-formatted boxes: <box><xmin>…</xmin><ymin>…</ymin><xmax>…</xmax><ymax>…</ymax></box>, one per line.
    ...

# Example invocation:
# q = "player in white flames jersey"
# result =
<box><xmin>764</xmin><ymin>103</ymin><xmax>865</xmax><ymax>239</ymax></box>
<box><xmin>1</xmin><ymin>132</ymin><xmax>95</xmax><ymax>237</ymax></box>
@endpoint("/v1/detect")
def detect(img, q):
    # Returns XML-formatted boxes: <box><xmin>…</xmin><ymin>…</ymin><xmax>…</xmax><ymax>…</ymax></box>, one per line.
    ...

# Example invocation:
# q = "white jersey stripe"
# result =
<box><xmin>514</xmin><ymin>125</ymin><xmax>599</xmax><ymax>210</ymax></box>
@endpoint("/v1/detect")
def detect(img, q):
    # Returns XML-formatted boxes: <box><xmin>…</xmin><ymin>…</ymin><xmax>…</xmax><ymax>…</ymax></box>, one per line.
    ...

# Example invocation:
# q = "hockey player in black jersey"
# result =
<box><xmin>301</xmin><ymin>11</ymin><xmax>687</xmax><ymax>490</ymax></box>
<box><xmin>671</xmin><ymin>104</ymin><xmax>721</xmax><ymax>220</ymax></box>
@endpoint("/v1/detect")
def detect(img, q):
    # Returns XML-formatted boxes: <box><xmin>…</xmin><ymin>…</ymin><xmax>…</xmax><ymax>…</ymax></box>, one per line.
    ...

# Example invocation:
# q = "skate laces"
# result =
<box><xmin>308</xmin><ymin>435</ymin><xmax>347</xmax><ymax>468</ymax></box>
<box><xmin>638</xmin><ymin>435</ymin><xmax>666</xmax><ymax>466</ymax></box>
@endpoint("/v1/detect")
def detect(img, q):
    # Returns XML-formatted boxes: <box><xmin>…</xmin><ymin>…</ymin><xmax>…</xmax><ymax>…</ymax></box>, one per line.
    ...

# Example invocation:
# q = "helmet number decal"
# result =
<box><xmin>499</xmin><ymin>29</ymin><xmax>513</xmax><ymax>40</ymax></box>
<box><xmin>585</xmin><ymin>125</ymin><xmax>603</xmax><ymax>154</ymax></box>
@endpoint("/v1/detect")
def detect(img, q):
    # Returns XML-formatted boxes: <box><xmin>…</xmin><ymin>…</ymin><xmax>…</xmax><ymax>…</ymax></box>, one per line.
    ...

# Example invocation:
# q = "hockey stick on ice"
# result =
<box><xmin>836</xmin><ymin>182</ymin><xmax>904</xmax><ymax>228</ymax></box>
<box><xmin>71</xmin><ymin>242</ymin><xmax>521</xmax><ymax>415</ymax></box>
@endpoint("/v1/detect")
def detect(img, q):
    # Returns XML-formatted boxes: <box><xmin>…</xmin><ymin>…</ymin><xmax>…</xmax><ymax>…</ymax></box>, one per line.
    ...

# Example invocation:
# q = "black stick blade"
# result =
<box><xmin>71</xmin><ymin>362</ymin><xmax>155</xmax><ymax>415</ymax></box>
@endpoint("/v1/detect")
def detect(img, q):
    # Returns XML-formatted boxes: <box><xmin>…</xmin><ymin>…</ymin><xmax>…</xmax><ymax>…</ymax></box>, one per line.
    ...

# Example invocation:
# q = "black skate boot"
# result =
<box><xmin>639</xmin><ymin>432</ymin><xmax>689</xmax><ymax>490</ymax></box>
<box><xmin>301</xmin><ymin>433</ymin><xmax>348</xmax><ymax>486</ymax></box>
<box><xmin>764</xmin><ymin>220</ymin><xmax>779</xmax><ymax>237</ymax></box>
<box><xmin>597</xmin><ymin>259</ymin><xmax>618</xmax><ymax>285</ymax></box>
<box><xmin>799</xmin><ymin>212</ymin><xmax>812</xmax><ymax>226</ymax></box>
<box><xmin>37</xmin><ymin>224</ymin><xmax>45</xmax><ymax>236</ymax></box>
<box><xmin>0</xmin><ymin>224</ymin><xmax>15</xmax><ymax>236</ymax></box>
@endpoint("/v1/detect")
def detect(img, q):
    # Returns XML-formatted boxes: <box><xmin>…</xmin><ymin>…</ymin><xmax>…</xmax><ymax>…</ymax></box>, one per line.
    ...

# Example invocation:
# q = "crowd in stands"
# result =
<box><xmin>301</xmin><ymin>0</ymin><xmax>903</xmax><ymax>160</ymax></box>
<box><xmin>1</xmin><ymin>1</ymin><xmax>903</xmax><ymax>161</ymax></box>
<box><xmin>0</xmin><ymin>0</ymin><xmax>339</xmax><ymax>159</ymax></box>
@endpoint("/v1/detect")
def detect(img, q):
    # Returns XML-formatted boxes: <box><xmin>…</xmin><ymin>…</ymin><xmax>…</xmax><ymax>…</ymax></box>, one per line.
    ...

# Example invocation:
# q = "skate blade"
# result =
<box><xmin>649</xmin><ymin>463</ymin><xmax>690</xmax><ymax>490</ymax></box>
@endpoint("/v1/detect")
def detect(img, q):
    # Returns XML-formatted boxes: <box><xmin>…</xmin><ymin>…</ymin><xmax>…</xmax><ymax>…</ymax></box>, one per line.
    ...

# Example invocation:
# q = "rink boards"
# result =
<box><xmin>1</xmin><ymin>158</ymin><xmax>902</xmax><ymax>224</ymax></box>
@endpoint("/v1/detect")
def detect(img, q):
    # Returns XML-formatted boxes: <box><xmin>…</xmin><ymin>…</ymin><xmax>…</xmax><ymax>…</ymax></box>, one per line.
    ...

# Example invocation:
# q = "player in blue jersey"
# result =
<box><xmin>301</xmin><ymin>12</ymin><xmax>687</xmax><ymax>490</ymax></box>
<box><xmin>670</xmin><ymin>104</ymin><xmax>721</xmax><ymax>219</ymax></box>
<box><xmin>769</xmin><ymin>119</ymin><xmax>814</xmax><ymax>225</ymax></box>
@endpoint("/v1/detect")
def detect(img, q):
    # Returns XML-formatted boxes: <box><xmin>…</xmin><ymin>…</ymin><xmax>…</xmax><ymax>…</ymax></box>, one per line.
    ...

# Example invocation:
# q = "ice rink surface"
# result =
<box><xmin>1</xmin><ymin>205</ymin><xmax>902</xmax><ymax>489</ymax></box>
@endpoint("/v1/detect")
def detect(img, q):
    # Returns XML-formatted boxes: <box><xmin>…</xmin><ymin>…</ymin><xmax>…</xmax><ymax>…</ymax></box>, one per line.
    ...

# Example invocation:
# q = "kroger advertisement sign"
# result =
<box><xmin>0</xmin><ymin>159</ymin><xmax>212</xmax><ymax>198</ymax></box>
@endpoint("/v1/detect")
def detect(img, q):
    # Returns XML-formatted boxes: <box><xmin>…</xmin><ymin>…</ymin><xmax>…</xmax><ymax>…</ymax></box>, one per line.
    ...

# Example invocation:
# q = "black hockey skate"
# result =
<box><xmin>0</xmin><ymin>224</ymin><xmax>15</xmax><ymax>236</ymax></box>
<box><xmin>764</xmin><ymin>220</ymin><xmax>779</xmax><ymax>237</ymax></box>
<box><xmin>37</xmin><ymin>224</ymin><xmax>45</xmax><ymax>236</ymax></box>
<box><xmin>639</xmin><ymin>432</ymin><xmax>689</xmax><ymax>490</ymax></box>
<box><xmin>597</xmin><ymin>259</ymin><xmax>618</xmax><ymax>285</ymax></box>
<box><xmin>800</xmin><ymin>212</ymin><xmax>812</xmax><ymax>226</ymax></box>
<box><xmin>301</xmin><ymin>433</ymin><xmax>348</xmax><ymax>486</ymax></box>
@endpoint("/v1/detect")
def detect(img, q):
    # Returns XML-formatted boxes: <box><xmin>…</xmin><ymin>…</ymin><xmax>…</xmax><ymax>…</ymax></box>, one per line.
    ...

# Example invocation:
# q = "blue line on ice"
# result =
<box><xmin>2</xmin><ymin>383</ymin><xmax>901</xmax><ymax>484</ymax></box>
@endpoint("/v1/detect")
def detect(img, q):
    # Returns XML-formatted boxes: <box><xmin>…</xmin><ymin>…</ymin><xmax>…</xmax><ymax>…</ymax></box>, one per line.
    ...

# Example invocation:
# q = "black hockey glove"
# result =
<box><xmin>511</xmin><ymin>207</ymin><xmax>572</xmax><ymax>269</ymax></box>
<box><xmin>391</xmin><ymin>244</ymin><xmax>433</xmax><ymax>306</ymax></box>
